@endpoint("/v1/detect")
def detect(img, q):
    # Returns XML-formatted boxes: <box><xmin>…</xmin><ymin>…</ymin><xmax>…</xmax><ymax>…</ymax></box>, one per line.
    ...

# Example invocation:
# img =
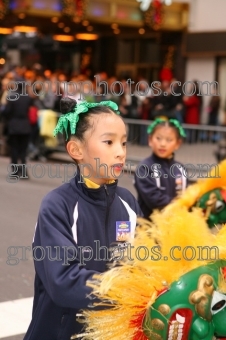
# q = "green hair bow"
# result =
<box><xmin>54</xmin><ymin>100</ymin><xmax>120</xmax><ymax>140</ymax></box>
<box><xmin>147</xmin><ymin>118</ymin><xmax>186</xmax><ymax>138</ymax></box>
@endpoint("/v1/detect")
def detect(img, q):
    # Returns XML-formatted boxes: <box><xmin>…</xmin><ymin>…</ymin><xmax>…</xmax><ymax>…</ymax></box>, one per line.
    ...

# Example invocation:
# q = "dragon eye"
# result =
<box><xmin>211</xmin><ymin>291</ymin><xmax>226</xmax><ymax>314</ymax></box>
<box><xmin>212</xmin><ymin>300</ymin><xmax>226</xmax><ymax>311</ymax></box>
<box><xmin>215</xmin><ymin>201</ymin><xmax>224</xmax><ymax>213</ymax></box>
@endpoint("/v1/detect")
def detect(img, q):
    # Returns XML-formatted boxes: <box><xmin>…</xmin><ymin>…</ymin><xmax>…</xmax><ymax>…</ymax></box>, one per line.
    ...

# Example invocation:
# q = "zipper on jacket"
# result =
<box><xmin>104</xmin><ymin>185</ymin><xmax>110</xmax><ymax>254</ymax></box>
<box><xmin>104</xmin><ymin>184</ymin><xmax>109</xmax><ymax>196</ymax></box>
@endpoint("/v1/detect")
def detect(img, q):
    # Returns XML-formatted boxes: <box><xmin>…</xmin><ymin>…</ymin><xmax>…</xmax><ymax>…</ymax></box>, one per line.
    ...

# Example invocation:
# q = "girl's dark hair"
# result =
<box><xmin>60</xmin><ymin>97</ymin><xmax>118</xmax><ymax>142</ymax></box>
<box><xmin>150</xmin><ymin>121</ymin><xmax>182</xmax><ymax>139</ymax></box>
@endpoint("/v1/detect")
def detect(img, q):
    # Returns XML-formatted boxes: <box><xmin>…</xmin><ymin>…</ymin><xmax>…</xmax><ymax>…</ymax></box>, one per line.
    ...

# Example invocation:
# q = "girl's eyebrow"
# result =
<box><xmin>100</xmin><ymin>133</ymin><xmax>127</xmax><ymax>138</ymax></box>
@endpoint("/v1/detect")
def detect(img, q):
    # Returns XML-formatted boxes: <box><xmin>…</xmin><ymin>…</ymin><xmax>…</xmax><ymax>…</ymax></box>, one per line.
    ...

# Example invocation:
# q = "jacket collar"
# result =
<box><xmin>83</xmin><ymin>176</ymin><xmax>115</xmax><ymax>188</ymax></box>
<box><xmin>70</xmin><ymin>170</ymin><xmax>118</xmax><ymax>205</ymax></box>
<box><xmin>152</xmin><ymin>152</ymin><xmax>175</xmax><ymax>166</ymax></box>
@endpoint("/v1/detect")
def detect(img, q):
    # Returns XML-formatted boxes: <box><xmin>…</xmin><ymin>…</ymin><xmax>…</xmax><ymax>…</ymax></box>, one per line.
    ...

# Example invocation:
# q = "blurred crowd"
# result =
<box><xmin>0</xmin><ymin>63</ymin><xmax>223</xmax><ymax>167</ymax></box>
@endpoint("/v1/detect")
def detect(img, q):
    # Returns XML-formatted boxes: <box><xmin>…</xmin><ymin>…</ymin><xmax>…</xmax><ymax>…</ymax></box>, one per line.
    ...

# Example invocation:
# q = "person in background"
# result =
<box><xmin>183</xmin><ymin>80</ymin><xmax>202</xmax><ymax>143</ymax></box>
<box><xmin>207</xmin><ymin>89</ymin><xmax>221</xmax><ymax>143</ymax></box>
<box><xmin>134</xmin><ymin>118</ymin><xmax>187</xmax><ymax>219</ymax></box>
<box><xmin>207</xmin><ymin>89</ymin><xmax>220</xmax><ymax>126</ymax></box>
<box><xmin>152</xmin><ymin>81</ymin><xmax>176</xmax><ymax>120</ymax></box>
<box><xmin>136</xmin><ymin>81</ymin><xmax>153</xmax><ymax>146</ymax></box>
<box><xmin>2</xmin><ymin>82</ymin><xmax>33</xmax><ymax>177</ymax></box>
<box><xmin>0</xmin><ymin>78</ymin><xmax>10</xmax><ymax>156</ymax></box>
<box><xmin>171</xmin><ymin>79</ymin><xmax>185</xmax><ymax>123</ymax></box>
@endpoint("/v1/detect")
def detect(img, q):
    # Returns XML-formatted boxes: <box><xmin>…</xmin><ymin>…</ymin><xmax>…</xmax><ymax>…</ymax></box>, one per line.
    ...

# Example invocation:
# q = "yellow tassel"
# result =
<box><xmin>76</xmin><ymin>204</ymin><xmax>226</xmax><ymax>340</ymax></box>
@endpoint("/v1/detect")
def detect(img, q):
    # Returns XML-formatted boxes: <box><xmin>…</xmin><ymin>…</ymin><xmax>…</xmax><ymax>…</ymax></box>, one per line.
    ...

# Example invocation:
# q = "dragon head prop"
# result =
<box><xmin>196</xmin><ymin>188</ymin><xmax>226</xmax><ymax>228</ymax></box>
<box><xmin>72</xmin><ymin>200</ymin><xmax>226</xmax><ymax>340</ymax></box>
<box><xmin>164</xmin><ymin>160</ymin><xmax>226</xmax><ymax>229</ymax></box>
<box><xmin>70</xmin><ymin>161</ymin><xmax>226</xmax><ymax>340</ymax></box>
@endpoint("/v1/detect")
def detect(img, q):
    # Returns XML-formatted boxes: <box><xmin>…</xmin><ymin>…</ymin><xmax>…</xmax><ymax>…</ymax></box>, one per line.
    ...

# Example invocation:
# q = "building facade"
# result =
<box><xmin>0</xmin><ymin>0</ymin><xmax>189</xmax><ymax>83</ymax></box>
<box><xmin>183</xmin><ymin>0</ymin><xmax>226</xmax><ymax>124</ymax></box>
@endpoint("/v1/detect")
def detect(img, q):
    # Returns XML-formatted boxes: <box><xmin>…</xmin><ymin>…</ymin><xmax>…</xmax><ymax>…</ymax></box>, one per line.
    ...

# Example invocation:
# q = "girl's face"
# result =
<box><xmin>79</xmin><ymin>113</ymin><xmax>127</xmax><ymax>185</ymax></box>
<box><xmin>149</xmin><ymin>126</ymin><xmax>181</xmax><ymax>159</ymax></box>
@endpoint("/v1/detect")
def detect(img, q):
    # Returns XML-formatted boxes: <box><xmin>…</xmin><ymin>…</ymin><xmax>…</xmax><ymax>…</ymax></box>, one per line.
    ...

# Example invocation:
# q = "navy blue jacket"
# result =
<box><xmin>134</xmin><ymin>153</ymin><xmax>187</xmax><ymax>219</ymax></box>
<box><xmin>24</xmin><ymin>173</ymin><xmax>141</xmax><ymax>340</ymax></box>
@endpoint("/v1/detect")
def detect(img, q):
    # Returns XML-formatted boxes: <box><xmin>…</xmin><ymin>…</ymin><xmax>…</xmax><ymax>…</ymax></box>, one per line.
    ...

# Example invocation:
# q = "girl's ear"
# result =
<box><xmin>175</xmin><ymin>138</ymin><xmax>182</xmax><ymax>150</ymax></box>
<box><xmin>148</xmin><ymin>135</ymin><xmax>152</xmax><ymax>148</ymax></box>
<box><xmin>66</xmin><ymin>140</ymin><xmax>83</xmax><ymax>160</ymax></box>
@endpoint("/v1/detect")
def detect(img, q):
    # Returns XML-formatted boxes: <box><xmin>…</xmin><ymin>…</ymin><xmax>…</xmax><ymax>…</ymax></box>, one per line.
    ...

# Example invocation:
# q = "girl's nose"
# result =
<box><xmin>116</xmin><ymin>145</ymin><xmax>126</xmax><ymax>159</ymax></box>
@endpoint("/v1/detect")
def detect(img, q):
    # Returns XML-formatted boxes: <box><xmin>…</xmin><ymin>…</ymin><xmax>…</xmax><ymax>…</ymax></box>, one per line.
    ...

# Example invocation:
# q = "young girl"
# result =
<box><xmin>134</xmin><ymin>118</ymin><xmax>187</xmax><ymax>219</ymax></box>
<box><xmin>24</xmin><ymin>98</ymin><xmax>142</xmax><ymax>340</ymax></box>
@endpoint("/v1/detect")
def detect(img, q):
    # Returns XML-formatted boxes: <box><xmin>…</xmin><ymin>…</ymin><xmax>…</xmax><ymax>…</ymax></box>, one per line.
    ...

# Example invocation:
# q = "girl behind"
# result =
<box><xmin>134</xmin><ymin>118</ymin><xmax>187</xmax><ymax>219</ymax></box>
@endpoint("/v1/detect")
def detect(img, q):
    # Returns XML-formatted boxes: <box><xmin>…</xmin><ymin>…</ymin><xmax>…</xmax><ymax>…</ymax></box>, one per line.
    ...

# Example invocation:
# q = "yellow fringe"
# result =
<box><xmin>75</xmin><ymin>206</ymin><xmax>226</xmax><ymax>340</ymax></box>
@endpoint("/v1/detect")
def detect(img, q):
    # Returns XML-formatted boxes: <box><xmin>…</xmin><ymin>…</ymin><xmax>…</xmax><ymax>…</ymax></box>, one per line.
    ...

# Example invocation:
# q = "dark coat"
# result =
<box><xmin>2</xmin><ymin>91</ymin><xmax>33</xmax><ymax>135</ymax></box>
<box><xmin>24</xmin><ymin>173</ymin><xmax>141</xmax><ymax>340</ymax></box>
<box><xmin>134</xmin><ymin>153</ymin><xmax>187</xmax><ymax>219</ymax></box>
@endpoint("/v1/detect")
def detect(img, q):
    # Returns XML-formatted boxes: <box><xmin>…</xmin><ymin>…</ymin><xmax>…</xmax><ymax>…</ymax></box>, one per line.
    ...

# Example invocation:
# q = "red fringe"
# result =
<box><xmin>129</xmin><ymin>307</ymin><xmax>149</xmax><ymax>340</ymax></box>
<box><xmin>154</xmin><ymin>286</ymin><xmax>168</xmax><ymax>297</ymax></box>
<box><xmin>129</xmin><ymin>289</ymin><xmax>168</xmax><ymax>339</ymax></box>
<box><xmin>222</xmin><ymin>266</ymin><xmax>226</xmax><ymax>279</ymax></box>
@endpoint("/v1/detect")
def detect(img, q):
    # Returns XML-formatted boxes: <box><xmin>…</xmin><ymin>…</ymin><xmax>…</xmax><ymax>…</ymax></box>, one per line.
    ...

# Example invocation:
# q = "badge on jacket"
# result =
<box><xmin>116</xmin><ymin>221</ymin><xmax>131</xmax><ymax>241</ymax></box>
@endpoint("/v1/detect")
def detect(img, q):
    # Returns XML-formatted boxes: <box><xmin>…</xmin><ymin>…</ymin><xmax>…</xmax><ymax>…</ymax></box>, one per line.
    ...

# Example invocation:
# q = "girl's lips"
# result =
<box><xmin>112</xmin><ymin>164</ymin><xmax>124</xmax><ymax>170</ymax></box>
